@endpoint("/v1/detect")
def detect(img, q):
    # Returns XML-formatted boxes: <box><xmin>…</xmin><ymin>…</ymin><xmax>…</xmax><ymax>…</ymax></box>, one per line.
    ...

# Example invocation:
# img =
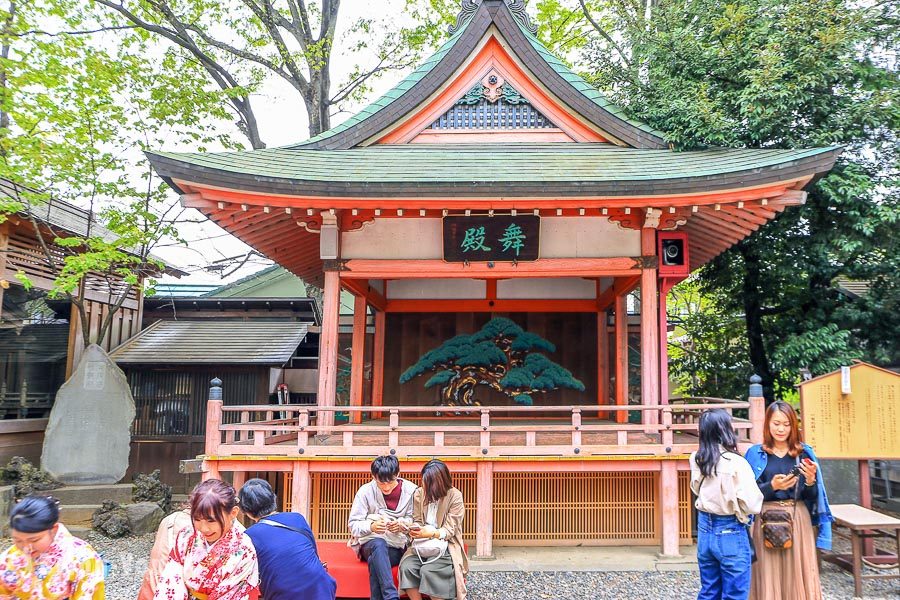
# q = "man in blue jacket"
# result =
<box><xmin>239</xmin><ymin>478</ymin><xmax>336</xmax><ymax>600</ymax></box>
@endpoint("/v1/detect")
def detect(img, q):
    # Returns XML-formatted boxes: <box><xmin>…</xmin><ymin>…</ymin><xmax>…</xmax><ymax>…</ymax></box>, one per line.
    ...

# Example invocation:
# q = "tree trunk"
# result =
<box><xmin>306</xmin><ymin>72</ymin><xmax>331</xmax><ymax>137</ymax></box>
<box><xmin>740</xmin><ymin>242</ymin><xmax>774</xmax><ymax>403</ymax></box>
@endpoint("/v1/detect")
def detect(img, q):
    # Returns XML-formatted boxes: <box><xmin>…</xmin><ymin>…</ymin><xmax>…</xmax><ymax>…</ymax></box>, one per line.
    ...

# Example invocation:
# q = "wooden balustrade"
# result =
<box><xmin>204</xmin><ymin>400</ymin><xmax>754</xmax><ymax>459</ymax></box>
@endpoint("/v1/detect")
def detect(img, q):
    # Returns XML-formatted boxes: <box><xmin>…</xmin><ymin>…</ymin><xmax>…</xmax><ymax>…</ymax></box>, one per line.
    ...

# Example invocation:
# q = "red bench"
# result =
<box><xmin>318</xmin><ymin>541</ymin><xmax>467</xmax><ymax>599</ymax></box>
<box><xmin>317</xmin><ymin>541</ymin><xmax>401</xmax><ymax>599</ymax></box>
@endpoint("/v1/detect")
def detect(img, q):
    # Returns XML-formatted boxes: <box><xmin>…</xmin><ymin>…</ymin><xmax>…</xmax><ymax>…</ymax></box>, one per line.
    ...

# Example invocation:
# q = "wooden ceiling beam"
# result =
<box><xmin>216</xmin><ymin>209</ymin><xmax>281</xmax><ymax>231</ymax></box>
<box><xmin>716</xmin><ymin>206</ymin><xmax>769</xmax><ymax>227</ymax></box>
<box><xmin>683</xmin><ymin>225</ymin><xmax>732</xmax><ymax>253</ymax></box>
<box><xmin>266</xmin><ymin>242</ymin><xmax>321</xmax><ymax>267</ymax></box>
<box><xmin>685</xmin><ymin>220</ymin><xmax>745</xmax><ymax>247</ymax></box>
<box><xmin>238</xmin><ymin>219</ymin><xmax>301</xmax><ymax>244</ymax></box>
<box><xmin>691</xmin><ymin>211</ymin><xmax>754</xmax><ymax>239</ymax></box>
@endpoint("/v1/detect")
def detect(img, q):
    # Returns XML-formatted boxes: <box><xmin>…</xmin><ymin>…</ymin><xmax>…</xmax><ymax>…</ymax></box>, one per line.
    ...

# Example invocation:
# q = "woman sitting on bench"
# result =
<box><xmin>399</xmin><ymin>459</ymin><xmax>469</xmax><ymax>600</ymax></box>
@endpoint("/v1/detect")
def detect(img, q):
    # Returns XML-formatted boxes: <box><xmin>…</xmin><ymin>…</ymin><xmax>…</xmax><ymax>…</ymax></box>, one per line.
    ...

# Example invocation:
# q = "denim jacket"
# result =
<box><xmin>744</xmin><ymin>443</ymin><xmax>834</xmax><ymax>550</ymax></box>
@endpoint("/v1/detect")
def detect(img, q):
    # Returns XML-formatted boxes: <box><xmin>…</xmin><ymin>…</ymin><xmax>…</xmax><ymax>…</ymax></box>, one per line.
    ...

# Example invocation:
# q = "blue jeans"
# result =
<box><xmin>360</xmin><ymin>538</ymin><xmax>406</xmax><ymax>600</ymax></box>
<box><xmin>697</xmin><ymin>512</ymin><xmax>752</xmax><ymax>600</ymax></box>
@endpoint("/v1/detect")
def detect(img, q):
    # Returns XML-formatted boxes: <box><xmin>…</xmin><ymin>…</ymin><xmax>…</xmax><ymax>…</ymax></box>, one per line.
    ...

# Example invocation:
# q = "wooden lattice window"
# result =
<box><xmin>290</xmin><ymin>469</ymin><xmax>693</xmax><ymax>545</ymax></box>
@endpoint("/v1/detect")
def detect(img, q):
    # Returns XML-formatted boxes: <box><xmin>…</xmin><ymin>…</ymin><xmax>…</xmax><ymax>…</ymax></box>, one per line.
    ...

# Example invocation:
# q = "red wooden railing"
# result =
<box><xmin>204</xmin><ymin>397</ymin><xmax>764</xmax><ymax>459</ymax></box>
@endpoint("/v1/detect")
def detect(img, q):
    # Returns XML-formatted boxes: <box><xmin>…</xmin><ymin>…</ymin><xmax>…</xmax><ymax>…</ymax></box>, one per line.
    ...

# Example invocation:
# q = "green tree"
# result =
<box><xmin>93</xmin><ymin>0</ymin><xmax>462</xmax><ymax>145</ymax></box>
<box><xmin>580</xmin><ymin>0</ymin><xmax>899</xmax><ymax>400</ymax></box>
<box><xmin>0</xmin><ymin>0</ymin><xmax>226</xmax><ymax>347</ymax></box>
<box><xmin>666</xmin><ymin>279</ymin><xmax>751</xmax><ymax>399</ymax></box>
<box><xmin>400</xmin><ymin>317</ymin><xmax>585</xmax><ymax>406</ymax></box>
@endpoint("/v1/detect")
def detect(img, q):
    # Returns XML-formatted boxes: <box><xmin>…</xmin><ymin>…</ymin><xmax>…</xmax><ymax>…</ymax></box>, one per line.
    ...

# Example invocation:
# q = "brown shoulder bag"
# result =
<box><xmin>760</xmin><ymin>457</ymin><xmax>799</xmax><ymax>550</ymax></box>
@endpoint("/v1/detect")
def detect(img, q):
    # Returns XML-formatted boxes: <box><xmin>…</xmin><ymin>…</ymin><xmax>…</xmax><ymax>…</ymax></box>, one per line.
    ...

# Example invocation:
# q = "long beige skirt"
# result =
<box><xmin>750</xmin><ymin>501</ymin><xmax>822</xmax><ymax>600</ymax></box>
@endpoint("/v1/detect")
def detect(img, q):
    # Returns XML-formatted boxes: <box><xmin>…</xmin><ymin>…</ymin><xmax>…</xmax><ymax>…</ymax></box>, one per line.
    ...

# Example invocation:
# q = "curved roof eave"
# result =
<box><xmin>146</xmin><ymin>145</ymin><xmax>841</xmax><ymax>200</ymax></box>
<box><xmin>292</xmin><ymin>0</ymin><xmax>667</xmax><ymax>150</ymax></box>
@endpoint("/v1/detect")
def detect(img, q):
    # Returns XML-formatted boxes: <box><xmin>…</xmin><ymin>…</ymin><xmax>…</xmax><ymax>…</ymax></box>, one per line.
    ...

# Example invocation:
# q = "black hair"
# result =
<box><xmin>371</xmin><ymin>455</ymin><xmax>400</xmax><ymax>483</ymax></box>
<box><xmin>238</xmin><ymin>478</ymin><xmax>278</xmax><ymax>518</ymax></box>
<box><xmin>696</xmin><ymin>409</ymin><xmax>738</xmax><ymax>478</ymax></box>
<box><xmin>10</xmin><ymin>495</ymin><xmax>60</xmax><ymax>534</ymax></box>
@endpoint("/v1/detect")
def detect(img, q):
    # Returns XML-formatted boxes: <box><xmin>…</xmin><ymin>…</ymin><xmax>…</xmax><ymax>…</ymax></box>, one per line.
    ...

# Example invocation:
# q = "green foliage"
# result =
<box><xmin>667</xmin><ymin>279</ymin><xmax>752</xmax><ymax>399</ymax></box>
<box><xmin>500</xmin><ymin>353</ymin><xmax>586</xmax><ymax>393</ymax></box>
<box><xmin>0</xmin><ymin>1</ymin><xmax>223</xmax><ymax>346</ymax></box>
<box><xmin>401</xmin><ymin>317</ymin><xmax>584</xmax><ymax>406</ymax></box>
<box><xmin>580</xmin><ymin>0</ymin><xmax>899</xmax><ymax>400</ymax></box>
<box><xmin>0</xmin><ymin>457</ymin><xmax>62</xmax><ymax>500</ymax></box>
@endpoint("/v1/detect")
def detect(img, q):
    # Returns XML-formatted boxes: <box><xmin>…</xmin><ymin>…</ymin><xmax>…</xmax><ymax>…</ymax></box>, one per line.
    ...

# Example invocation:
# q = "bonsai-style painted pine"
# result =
<box><xmin>400</xmin><ymin>317</ymin><xmax>585</xmax><ymax>406</ymax></box>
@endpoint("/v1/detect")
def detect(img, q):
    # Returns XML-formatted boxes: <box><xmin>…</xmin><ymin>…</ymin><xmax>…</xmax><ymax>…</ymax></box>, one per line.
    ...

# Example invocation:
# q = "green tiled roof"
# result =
<box><xmin>293</xmin><ymin>2</ymin><xmax>663</xmax><ymax>148</ymax></box>
<box><xmin>152</xmin><ymin>144</ymin><xmax>838</xmax><ymax>184</ymax></box>
<box><xmin>294</xmin><ymin>26</ymin><xmax>469</xmax><ymax>148</ymax></box>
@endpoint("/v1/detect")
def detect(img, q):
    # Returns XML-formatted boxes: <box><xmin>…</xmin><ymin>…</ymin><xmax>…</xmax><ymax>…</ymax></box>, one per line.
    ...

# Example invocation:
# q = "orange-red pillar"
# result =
<box><xmin>660</xmin><ymin>460</ymin><xmax>681</xmax><ymax>557</ymax></box>
<box><xmin>614</xmin><ymin>293</ymin><xmax>628</xmax><ymax>424</ymax></box>
<box><xmin>640</xmin><ymin>228</ymin><xmax>660</xmax><ymax>427</ymax></box>
<box><xmin>349</xmin><ymin>294</ymin><xmax>367</xmax><ymax>424</ymax></box>
<box><xmin>598</xmin><ymin>310</ymin><xmax>610</xmax><ymax>418</ymax></box>
<box><xmin>317</xmin><ymin>270</ymin><xmax>340</xmax><ymax>430</ymax></box>
<box><xmin>372</xmin><ymin>309</ymin><xmax>386</xmax><ymax>419</ymax></box>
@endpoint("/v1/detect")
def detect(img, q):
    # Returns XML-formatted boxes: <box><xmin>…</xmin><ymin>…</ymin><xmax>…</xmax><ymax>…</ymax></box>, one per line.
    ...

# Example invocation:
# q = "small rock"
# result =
<box><xmin>125</xmin><ymin>502</ymin><xmax>164</xmax><ymax>535</ymax></box>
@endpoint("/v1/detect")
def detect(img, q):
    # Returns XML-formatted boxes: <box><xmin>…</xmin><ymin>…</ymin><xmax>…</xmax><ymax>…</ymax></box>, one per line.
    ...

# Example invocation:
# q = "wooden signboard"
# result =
<box><xmin>800</xmin><ymin>362</ymin><xmax>900</xmax><ymax>459</ymax></box>
<box><xmin>443</xmin><ymin>215</ymin><xmax>540</xmax><ymax>262</ymax></box>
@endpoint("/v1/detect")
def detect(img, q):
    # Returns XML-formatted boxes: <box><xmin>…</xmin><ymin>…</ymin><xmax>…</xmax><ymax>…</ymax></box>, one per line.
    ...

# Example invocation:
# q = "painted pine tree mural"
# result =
<box><xmin>400</xmin><ymin>317</ymin><xmax>585</xmax><ymax>407</ymax></box>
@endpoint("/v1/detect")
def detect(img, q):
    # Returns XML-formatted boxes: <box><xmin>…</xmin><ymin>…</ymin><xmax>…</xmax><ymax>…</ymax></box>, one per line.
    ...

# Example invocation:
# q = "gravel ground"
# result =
<box><xmin>2</xmin><ymin>532</ymin><xmax>897</xmax><ymax>599</ymax></box>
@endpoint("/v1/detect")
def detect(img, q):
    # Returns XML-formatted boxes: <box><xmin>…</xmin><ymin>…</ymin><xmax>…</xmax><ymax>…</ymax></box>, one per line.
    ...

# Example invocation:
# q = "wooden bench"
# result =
<box><xmin>821</xmin><ymin>504</ymin><xmax>900</xmax><ymax>598</ymax></box>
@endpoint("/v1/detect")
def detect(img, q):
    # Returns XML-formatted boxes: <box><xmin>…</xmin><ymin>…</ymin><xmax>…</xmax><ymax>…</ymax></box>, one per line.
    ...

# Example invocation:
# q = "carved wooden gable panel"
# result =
<box><xmin>429</xmin><ymin>71</ymin><xmax>556</xmax><ymax>131</ymax></box>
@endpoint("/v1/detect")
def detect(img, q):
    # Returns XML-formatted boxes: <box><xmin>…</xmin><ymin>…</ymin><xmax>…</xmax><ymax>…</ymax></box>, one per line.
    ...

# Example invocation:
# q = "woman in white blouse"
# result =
<box><xmin>399</xmin><ymin>459</ymin><xmax>468</xmax><ymax>600</ymax></box>
<box><xmin>690</xmin><ymin>409</ymin><xmax>764</xmax><ymax>600</ymax></box>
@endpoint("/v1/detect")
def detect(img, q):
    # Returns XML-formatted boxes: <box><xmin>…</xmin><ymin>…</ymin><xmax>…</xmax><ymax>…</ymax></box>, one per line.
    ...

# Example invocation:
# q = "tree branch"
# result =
<box><xmin>578</xmin><ymin>0</ymin><xmax>632</xmax><ymax>67</ymax></box>
<box><xmin>94</xmin><ymin>0</ymin><xmax>267</xmax><ymax>148</ymax></box>
<box><xmin>14</xmin><ymin>24</ymin><xmax>138</xmax><ymax>37</ymax></box>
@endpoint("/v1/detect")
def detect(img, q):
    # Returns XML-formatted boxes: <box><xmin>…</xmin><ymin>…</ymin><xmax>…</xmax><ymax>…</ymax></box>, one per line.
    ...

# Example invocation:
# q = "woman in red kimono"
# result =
<box><xmin>154</xmin><ymin>479</ymin><xmax>259</xmax><ymax>600</ymax></box>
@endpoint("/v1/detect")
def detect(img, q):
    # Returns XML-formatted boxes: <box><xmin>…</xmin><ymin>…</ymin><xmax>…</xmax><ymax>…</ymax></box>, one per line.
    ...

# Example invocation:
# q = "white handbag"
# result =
<box><xmin>412</xmin><ymin>536</ymin><xmax>448</xmax><ymax>564</ymax></box>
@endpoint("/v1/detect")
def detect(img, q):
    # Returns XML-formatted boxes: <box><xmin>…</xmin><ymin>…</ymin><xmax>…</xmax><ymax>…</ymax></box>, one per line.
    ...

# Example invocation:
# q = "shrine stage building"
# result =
<box><xmin>148</xmin><ymin>0</ymin><xmax>838</xmax><ymax>557</ymax></box>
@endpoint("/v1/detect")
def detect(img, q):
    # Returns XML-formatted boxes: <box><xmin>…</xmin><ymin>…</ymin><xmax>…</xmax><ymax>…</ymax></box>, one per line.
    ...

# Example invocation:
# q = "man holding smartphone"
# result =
<box><xmin>348</xmin><ymin>455</ymin><xmax>417</xmax><ymax>600</ymax></box>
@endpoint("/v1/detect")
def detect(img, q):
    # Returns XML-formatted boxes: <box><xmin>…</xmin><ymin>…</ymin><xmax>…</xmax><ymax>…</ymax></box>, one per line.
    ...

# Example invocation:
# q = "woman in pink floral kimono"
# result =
<box><xmin>155</xmin><ymin>479</ymin><xmax>259</xmax><ymax>600</ymax></box>
<box><xmin>0</xmin><ymin>494</ymin><xmax>105</xmax><ymax>599</ymax></box>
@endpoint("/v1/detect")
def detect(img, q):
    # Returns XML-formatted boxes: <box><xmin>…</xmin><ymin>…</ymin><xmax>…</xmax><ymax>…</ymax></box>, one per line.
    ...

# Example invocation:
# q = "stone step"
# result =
<box><xmin>52</xmin><ymin>484</ymin><xmax>132</xmax><ymax>506</ymax></box>
<box><xmin>67</xmin><ymin>525</ymin><xmax>92</xmax><ymax>539</ymax></box>
<box><xmin>59</xmin><ymin>504</ymin><xmax>101</xmax><ymax>526</ymax></box>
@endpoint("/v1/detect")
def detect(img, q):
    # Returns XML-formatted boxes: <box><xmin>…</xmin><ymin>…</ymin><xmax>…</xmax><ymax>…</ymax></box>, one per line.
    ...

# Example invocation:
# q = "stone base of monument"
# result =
<box><xmin>54</xmin><ymin>483</ymin><xmax>134</xmax><ymax>534</ymax></box>
<box><xmin>53</xmin><ymin>483</ymin><xmax>165</xmax><ymax>538</ymax></box>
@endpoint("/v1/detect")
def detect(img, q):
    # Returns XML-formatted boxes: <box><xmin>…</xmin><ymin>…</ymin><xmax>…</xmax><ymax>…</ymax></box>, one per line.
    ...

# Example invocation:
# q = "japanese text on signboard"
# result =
<box><xmin>442</xmin><ymin>215</ymin><xmax>540</xmax><ymax>262</ymax></box>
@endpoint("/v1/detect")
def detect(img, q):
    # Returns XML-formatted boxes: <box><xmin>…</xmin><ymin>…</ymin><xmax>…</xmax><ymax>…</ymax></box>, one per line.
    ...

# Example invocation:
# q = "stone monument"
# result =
<box><xmin>42</xmin><ymin>344</ymin><xmax>135</xmax><ymax>484</ymax></box>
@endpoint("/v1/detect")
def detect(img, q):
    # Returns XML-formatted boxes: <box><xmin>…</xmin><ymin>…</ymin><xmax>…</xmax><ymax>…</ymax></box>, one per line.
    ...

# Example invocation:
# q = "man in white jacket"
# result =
<box><xmin>348</xmin><ymin>455</ymin><xmax>417</xmax><ymax>600</ymax></box>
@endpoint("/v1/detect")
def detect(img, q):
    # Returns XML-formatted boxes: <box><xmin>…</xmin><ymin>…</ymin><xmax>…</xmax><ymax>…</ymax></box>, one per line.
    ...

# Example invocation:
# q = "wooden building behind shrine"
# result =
<box><xmin>147</xmin><ymin>0</ymin><xmax>838</xmax><ymax>556</ymax></box>
<box><xmin>0</xmin><ymin>178</ymin><xmax>169</xmax><ymax>462</ymax></box>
